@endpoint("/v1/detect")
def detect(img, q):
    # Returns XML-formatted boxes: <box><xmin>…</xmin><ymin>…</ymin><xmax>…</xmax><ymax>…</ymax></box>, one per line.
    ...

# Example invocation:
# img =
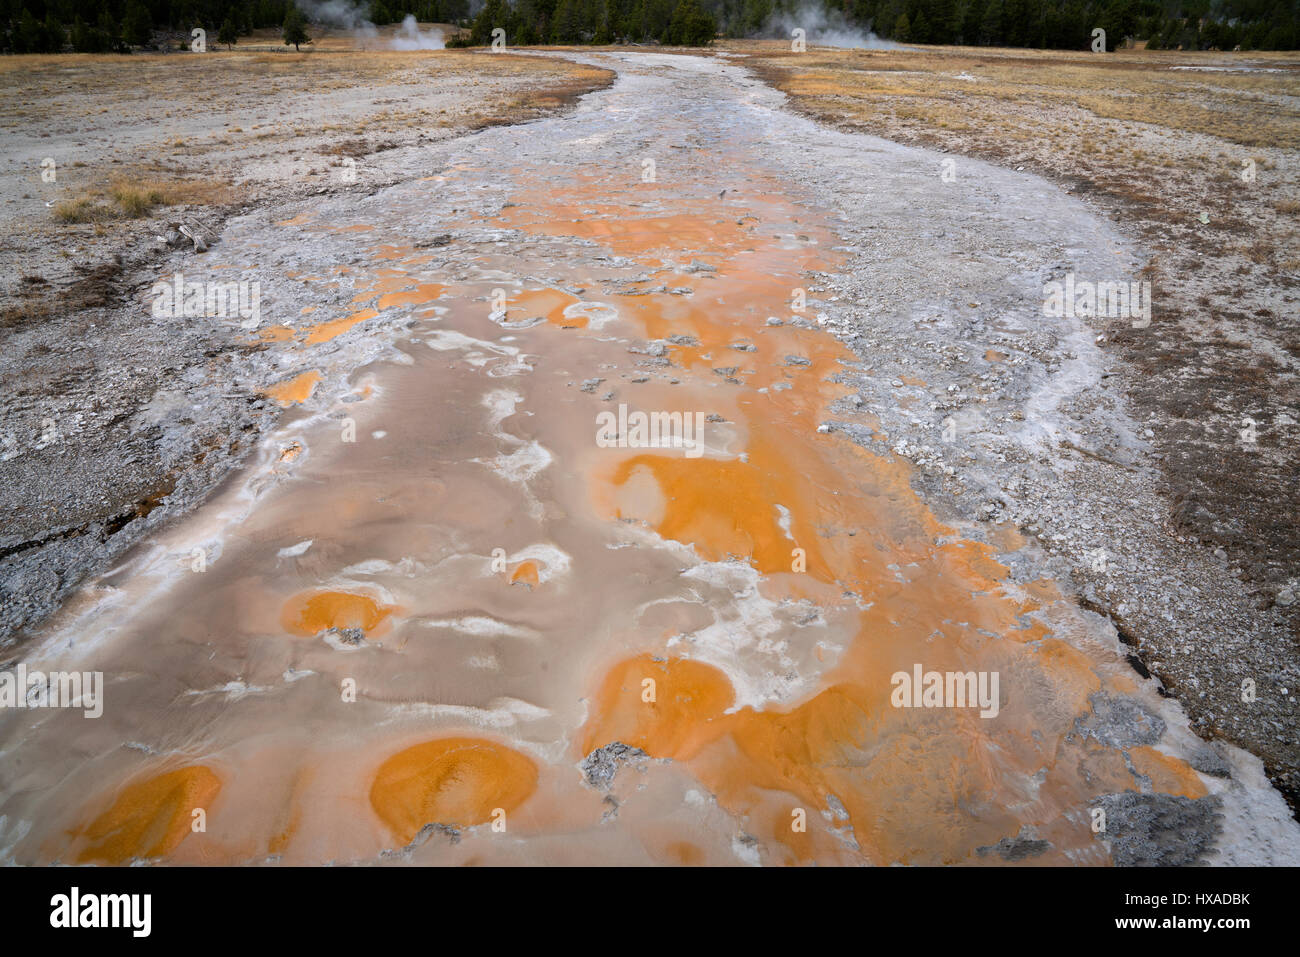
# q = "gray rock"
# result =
<box><xmin>1095</xmin><ymin>792</ymin><xmax>1222</xmax><ymax>866</ymax></box>
<box><xmin>976</xmin><ymin>829</ymin><xmax>1052</xmax><ymax>861</ymax></box>
<box><xmin>1188</xmin><ymin>744</ymin><xmax>1233</xmax><ymax>778</ymax></box>
<box><xmin>1073</xmin><ymin>693</ymin><xmax>1166</xmax><ymax>749</ymax></box>
<box><xmin>581</xmin><ymin>741</ymin><xmax>649</xmax><ymax>790</ymax></box>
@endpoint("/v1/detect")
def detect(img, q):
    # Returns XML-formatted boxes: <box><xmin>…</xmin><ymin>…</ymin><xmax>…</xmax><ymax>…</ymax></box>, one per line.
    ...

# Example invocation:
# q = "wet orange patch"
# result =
<box><xmin>501</xmin><ymin>205</ymin><xmax>756</xmax><ymax>258</ymax></box>
<box><xmin>1129</xmin><ymin>746</ymin><xmax>1208</xmax><ymax>799</ymax></box>
<box><xmin>1024</xmin><ymin>578</ymin><xmax>1063</xmax><ymax>603</ymax></box>
<box><xmin>281</xmin><ymin>590</ymin><xmax>393</xmax><ymax>637</ymax></box>
<box><xmin>1006</xmin><ymin>619</ymin><xmax>1053</xmax><ymax>644</ymax></box>
<box><xmin>580</xmin><ymin>655</ymin><xmax>734</xmax><ymax>759</ymax></box>
<box><xmin>667</xmin><ymin>841</ymin><xmax>704</xmax><ymax>864</ymax></box>
<box><xmin>74</xmin><ymin>766</ymin><xmax>221</xmax><ymax>864</ymax></box>
<box><xmin>377</xmin><ymin>283</ymin><xmax>446</xmax><ymax>310</ymax></box>
<box><xmin>369</xmin><ymin>737</ymin><xmax>538</xmax><ymax>842</ymax></box>
<box><xmin>1108</xmin><ymin>674</ymin><xmax>1138</xmax><ymax>696</ymax></box>
<box><xmin>606</xmin><ymin>450</ymin><xmax>827</xmax><ymax>579</ymax></box>
<box><xmin>305</xmin><ymin>308</ymin><xmax>379</xmax><ymax>346</ymax></box>
<box><xmin>263</xmin><ymin>370</ymin><xmax>321</xmax><ymax>407</ymax></box>
<box><xmin>540</xmin><ymin>172</ymin><xmax>1155</xmax><ymax>865</ymax></box>
<box><xmin>258</xmin><ymin>325</ymin><xmax>296</xmax><ymax>342</ymax></box>
<box><xmin>505</xmin><ymin>287</ymin><xmax>583</xmax><ymax>326</ymax></box>
<box><xmin>510</xmin><ymin>560</ymin><xmax>540</xmax><ymax>587</ymax></box>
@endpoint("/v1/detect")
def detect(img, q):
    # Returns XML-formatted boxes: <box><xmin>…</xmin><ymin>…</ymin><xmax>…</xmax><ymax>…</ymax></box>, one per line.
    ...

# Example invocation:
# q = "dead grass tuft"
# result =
<box><xmin>52</xmin><ymin>176</ymin><xmax>234</xmax><ymax>224</ymax></box>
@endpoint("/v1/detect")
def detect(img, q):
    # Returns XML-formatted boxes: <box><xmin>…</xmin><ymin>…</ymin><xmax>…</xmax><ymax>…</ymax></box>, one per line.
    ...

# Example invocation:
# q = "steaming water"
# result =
<box><xmin>767</xmin><ymin>7</ymin><xmax>901</xmax><ymax>49</ymax></box>
<box><xmin>390</xmin><ymin>15</ymin><xmax>445</xmax><ymax>51</ymax></box>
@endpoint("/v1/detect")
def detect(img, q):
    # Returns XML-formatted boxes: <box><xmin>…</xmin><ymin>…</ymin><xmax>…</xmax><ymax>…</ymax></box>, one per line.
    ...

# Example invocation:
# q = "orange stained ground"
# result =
<box><xmin>304</xmin><ymin>308</ymin><xmax>379</xmax><ymax>346</ymax></box>
<box><xmin>505</xmin><ymin>170</ymin><xmax>1206</xmax><ymax>864</ymax></box>
<box><xmin>248</xmin><ymin>275</ymin><xmax>446</xmax><ymax>353</ymax></box>
<box><xmin>281</xmin><ymin>590</ymin><xmax>394</xmax><ymax>637</ymax></box>
<box><xmin>504</xmin><ymin>287</ymin><xmax>584</xmax><ymax>326</ymax></box>
<box><xmin>263</xmin><ymin>369</ymin><xmax>321</xmax><ymax>407</ymax></box>
<box><xmin>369</xmin><ymin>737</ymin><xmax>539</xmax><ymax>842</ymax></box>
<box><xmin>73</xmin><ymin>766</ymin><xmax>221</xmax><ymax>864</ymax></box>
<box><xmin>257</xmin><ymin>325</ymin><xmax>296</xmax><ymax>342</ymax></box>
<box><xmin>376</xmin><ymin>282</ymin><xmax>446</xmax><ymax>310</ymax></box>
<box><xmin>509</xmin><ymin>560</ymin><xmax>541</xmax><ymax>587</ymax></box>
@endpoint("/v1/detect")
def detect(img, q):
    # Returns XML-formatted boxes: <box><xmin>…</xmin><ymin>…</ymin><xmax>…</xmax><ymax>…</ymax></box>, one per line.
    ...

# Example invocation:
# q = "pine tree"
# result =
<box><xmin>470</xmin><ymin>0</ymin><xmax>507</xmax><ymax>44</ymax></box>
<box><xmin>912</xmin><ymin>8</ymin><xmax>930</xmax><ymax>41</ymax></box>
<box><xmin>70</xmin><ymin>15</ymin><xmax>93</xmax><ymax>52</ymax></box>
<box><xmin>666</xmin><ymin>0</ymin><xmax>714</xmax><ymax>44</ymax></box>
<box><xmin>43</xmin><ymin>13</ymin><xmax>65</xmax><ymax>51</ymax></box>
<box><xmin>96</xmin><ymin>10</ymin><xmax>122</xmax><ymax>51</ymax></box>
<box><xmin>962</xmin><ymin>0</ymin><xmax>985</xmax><ymax>43</ymax></box>
<box><xmin>551</xmin><ymin>0</ymin><xmax>581</xmax><ymax>41</ymax></box>
<box><xmin>218</xmin><ymin>17</ymin><xmax>238</xmax><ymax>47</ymax></box>
<box><xmin>979</xmin><ymin>0</ymin><xmax>1002</xmax><ymax>44</ymax></box>
<box><xmin>123</xmin><ymin>1</ymin><xmax>152</xmax><ymax>47</ymax></box>
<box><xmin>16</xmin><ymin>8</ymin><xmax>41</xmax><ymax>52</ymax></box>
<box><xmin>930</xmin><ymin>0</ymin><xmax>957</xmax><ymax>43</ymax></box>
<box><xmin>283</xmin><ymin>6</ymin><xmax>310</xmax><ymax>50</ymax></box>
<box><xmin>600</xmin><ymin>0</ymin><xmax>617</xmax><ymax>41</ymax></box>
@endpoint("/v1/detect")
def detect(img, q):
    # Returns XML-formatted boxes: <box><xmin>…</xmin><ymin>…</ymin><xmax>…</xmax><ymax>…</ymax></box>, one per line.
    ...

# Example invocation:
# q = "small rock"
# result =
<box><xmin>580</xmin><ymin>742</ymin><xmax>649</xmax><ymax>790</ymax></box>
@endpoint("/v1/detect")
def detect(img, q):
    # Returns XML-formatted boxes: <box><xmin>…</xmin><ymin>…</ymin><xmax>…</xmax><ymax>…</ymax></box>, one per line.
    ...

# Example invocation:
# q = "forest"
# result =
<box><xmin>1</xmin><ymin>0</ymin><xmax>1296</xmax><ymax>52</ymax></box>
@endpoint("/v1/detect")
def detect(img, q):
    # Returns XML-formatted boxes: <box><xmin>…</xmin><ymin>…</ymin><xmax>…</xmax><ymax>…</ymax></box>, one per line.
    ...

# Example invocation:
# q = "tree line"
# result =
<box><xmin>797</xmin><ymin>0</ymin><xmax>1300</xmax><ymax>50</ymax></box>
<box><xmin>0</xmin><ymin>0</ymin><xmax>472</xmax><ymax>51</ymax></box>
<box><xmin>453</xmin><ymin>0</ymin><xmax>717</xmax><ymax>45</ymax></box>
<box><xmin>2</xmin><ymin>0</ymin><xmax>1295</xmax><ymax>51</ymax></box>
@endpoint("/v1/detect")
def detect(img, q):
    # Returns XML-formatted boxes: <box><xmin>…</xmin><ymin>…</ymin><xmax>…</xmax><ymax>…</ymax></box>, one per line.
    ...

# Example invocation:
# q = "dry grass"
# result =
<box><xmin>739</xmin><ymin>41</ymin><xmax>1300</xmax><ymax>270</ymax></box>
<box><xmin>1</xmin><ymin>36</ymin><xmax>612</xmax><ymax>345</ymax></box>
<box><xmin>743</xmin><ymin>43</ymin><xmax>1300</xmax><ymax>147</ymax></box>
<box><xmin>109</xmin><ymin>183</ymin><xmax>167</xmax><ymax>217</ymax></box>
<box><xmin>0</xmin><ymin>47</ymin><xmax>609</xmax><ymax>110</ymax></box>
<box><xmin>0</xmin><ymin>40</ymin><xmax>610</xmax><ymax>234</ymax></box>
<box><xmin>51</xmin><ymin>176</ymin><xmax>233</xmax><ymax>222</ymax></box>
<box><xmin>52</xmin><ymin>196</ymin><xmax>111</xmax><ymax>224</ymax></box>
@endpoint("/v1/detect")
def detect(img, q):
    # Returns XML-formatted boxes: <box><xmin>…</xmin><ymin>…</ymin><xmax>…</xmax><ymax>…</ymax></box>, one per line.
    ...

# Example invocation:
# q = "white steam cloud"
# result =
<box><xmin>295</xmin><ymin>0</ymin><xmax>372</xmax><ymax>30</ymax></box>
<box><xmin>294</xmin><ymin>2</ymin><xmax>446</xmax><ymax>51</ymax></box>
<box><xmin>767</xmin><ymin>4</ymin><xmax>899</xmax><ymax>50</ymax></box>
<box><xmin>390</xmin><ymin>15</ymin><xmax>445</xmax><ymax>50</ymax></box>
